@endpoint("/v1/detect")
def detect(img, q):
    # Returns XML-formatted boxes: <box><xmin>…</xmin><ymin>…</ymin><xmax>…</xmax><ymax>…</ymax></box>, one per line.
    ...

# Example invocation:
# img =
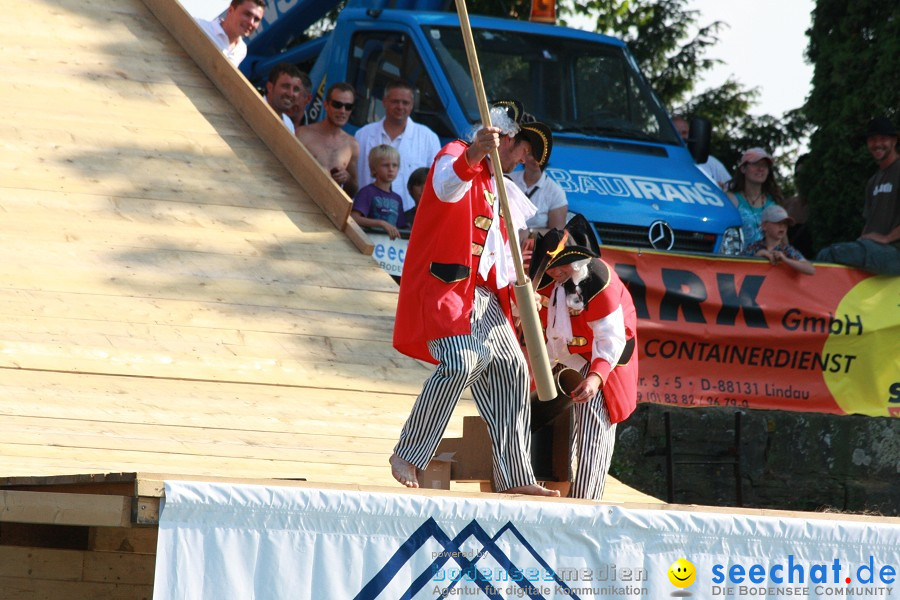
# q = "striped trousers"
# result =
<box><xmin>569</xmin><ymin>363</ymin><xmax>617</xmax><ymax>500</ymax></box>
<box><xmin>394</xmin><ymin>286</ymin><xmax>535</xmax><ymax>491</ymax></box>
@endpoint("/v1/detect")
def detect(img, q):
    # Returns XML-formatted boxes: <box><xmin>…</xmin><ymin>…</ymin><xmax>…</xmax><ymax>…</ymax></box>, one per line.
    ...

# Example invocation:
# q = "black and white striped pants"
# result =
<box><xmin>569</xmin><ymin>362</ymin><xmax>617</xmax><ymax>500</ymax></box>
<box><xmin>394</xmin><ymin>286</ymin><xmax>535</xmax><ymax>491</ymax></box>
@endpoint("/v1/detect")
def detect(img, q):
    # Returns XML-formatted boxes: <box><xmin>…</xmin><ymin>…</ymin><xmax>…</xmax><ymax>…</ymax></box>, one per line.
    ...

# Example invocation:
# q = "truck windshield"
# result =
<box><xmin>424</xmin><ymin>26</ymin><xmax>680</xmax><ymax>145</ymax></box>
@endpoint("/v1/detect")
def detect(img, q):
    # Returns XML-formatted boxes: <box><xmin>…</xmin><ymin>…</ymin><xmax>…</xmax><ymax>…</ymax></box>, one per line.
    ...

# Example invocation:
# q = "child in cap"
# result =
<box><xmin>351</xmin><ymin>144</ymin><xmax>406</xmax><ymax>239</ymax></box>
<box><xmin>743</xmin><ymin>204</ymin><xmax>815</xmax><ymax>275</ymax></box>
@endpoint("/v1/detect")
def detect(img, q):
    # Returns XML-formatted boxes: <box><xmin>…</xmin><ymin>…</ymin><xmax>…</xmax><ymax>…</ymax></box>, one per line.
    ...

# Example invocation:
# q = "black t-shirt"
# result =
<box><xmin>863</xmin><ymin>157</ymin><xmax>900</xmax><ymax>248</ymax></box>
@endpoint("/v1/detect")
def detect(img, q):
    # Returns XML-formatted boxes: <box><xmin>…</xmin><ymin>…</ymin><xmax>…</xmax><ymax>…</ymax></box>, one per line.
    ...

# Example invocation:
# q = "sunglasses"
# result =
<box><xmin>329</xmin><ymin>99</ymin><xmax>355</xmax><ymax>111</ymax></box>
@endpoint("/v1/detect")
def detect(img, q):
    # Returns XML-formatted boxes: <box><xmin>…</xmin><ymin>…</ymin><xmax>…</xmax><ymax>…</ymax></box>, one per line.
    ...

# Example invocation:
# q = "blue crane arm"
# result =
<box><xmin>247</xmin><ymin>0</ymin><xmax>449</xmax><ymax>58</ymax></box>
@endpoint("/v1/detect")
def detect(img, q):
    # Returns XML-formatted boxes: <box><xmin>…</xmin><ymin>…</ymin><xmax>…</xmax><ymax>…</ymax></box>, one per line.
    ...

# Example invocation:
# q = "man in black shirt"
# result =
<box><xmin>817</xmin><ymin>117</ymin><xmax>900</xmax><ymax>275</ymax></box>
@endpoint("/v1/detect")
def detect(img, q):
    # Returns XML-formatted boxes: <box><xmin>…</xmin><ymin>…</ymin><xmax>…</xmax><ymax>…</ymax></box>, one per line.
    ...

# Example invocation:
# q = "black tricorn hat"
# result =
<box><xmin>520</xmin><ymin>118</ymin><xmax>553</xmax><ymax>169</ymax></box>
<box><xmin>491</xmin><ymin>99</ymin><xmax>553</xmax><ymax>169</ymax></box>
<box><xmin>529</xmin><ymin>227</ymin><xmax>599</xmax><ymax>283</ymax></box>
<box><xmin>491</xmin><ymin>99</ymin><xmax>525</xmax><ymax>124</ymax></box>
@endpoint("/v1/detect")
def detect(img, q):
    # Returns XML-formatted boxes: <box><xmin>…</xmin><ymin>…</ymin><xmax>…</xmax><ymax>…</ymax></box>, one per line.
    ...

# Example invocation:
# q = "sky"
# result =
<box><xmin>179</xmin><ymin>0</ymin><xmax>815</xmax><ymax>118</ymax></box>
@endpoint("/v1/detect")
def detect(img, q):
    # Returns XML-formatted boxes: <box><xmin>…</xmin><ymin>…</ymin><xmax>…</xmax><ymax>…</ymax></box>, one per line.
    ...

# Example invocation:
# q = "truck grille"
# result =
<box><xmin>593</xmin><ymin>222</ymin><xmax>717</xmax><ymax>253</ymax></box>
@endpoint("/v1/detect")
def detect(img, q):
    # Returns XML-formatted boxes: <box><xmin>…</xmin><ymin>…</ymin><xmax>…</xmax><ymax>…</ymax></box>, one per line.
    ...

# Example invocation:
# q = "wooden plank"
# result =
<box><xmin>0</xmin><ymin>326</ymin><xmax>424</xmax><ymax>390</ymax></box>
<box><xmin>0</xmin><ymin>447</ymin><xmax>402</xmax><ymax>487</ymax></box>
<box><xmin>0</xmin><ymin>546</ymin><xmax>84</xmax><ymax>581</ymax></box>
<box><xmin>0</xmin><ymin>577</ymin><xmax>153</xmax><ymax>600</ymax></box>
<box><xmin>0</xmin><ymin>242</ymin><xmax>394</xmax><ymax>293</ymax></box>
<box><xmin>0</xmin><ymin>418</ymin><xmax>399</xmax><ymax>467</ymax></box>
<box><xmin>0</xmin><ymin>290</ymin><xmax>396</xmax><ymax>341</ymax></box>
<box><xmin>0</xmin><ymin>362</ymin><xmax>422</xmax><ymax>396</ymax></box>
<box><xmin>0</xmin><ymin>279</ymin><xmax>399</xmax><ymax>321</ymax></box>
<box><xmin>1</xmin><ymin>104</ymin><xmax>251</xmax><ymax>139</ymax></box>
<box><xmin>0</xmin><ymin>473</ymin><xmax>141</xmax><ymax>495</ymax></box>
<box><xmin>0</xmin><ymin>161</ymin><xmax>304</xmax><ymax>207</ymax></box>
<box><xmin>82</xmin><ymin>546</ymin><xmax>156</xmax><ymax>585</ymax></box>
<box><xmin>0</xmin><ymin>138</ymin><xmax>296</xmax><ymax>182</ymax></box>
<box><xmin>0</xmin><ymin>132</ymin><xmax>293</xmax><ymax>180</ymax></box>
<box><xmin>0</xmin><ymin>391</ymin><xmax>418</xmax><ymax>435</ymax></box>
<box><xmin>0</xmin><ymin>124</ymin><xmax>296</xmax><ymax>172</ymax></box>
<box><xmin>0</xmin><ymin>188</ymin><xmax>330</xmax><ymax>228</ymax></box>
<box><xmin>141</xmin><ymin>0</ymin><xmax>354</xmax><ymax>231</ymax></box>
<box><xmin>0</xmin><ymin>367</ymin><xmax>435</xmax><ymax>414</ymax></box>
<box><xmin>90</xmin><ymin>527</ymin><xmax>158</xmax><ymax>554</ymax></box>
<box><xmin>0</xmin><ymin>491</ymin><xmax>131</xmax><ymax>527</ymax></box>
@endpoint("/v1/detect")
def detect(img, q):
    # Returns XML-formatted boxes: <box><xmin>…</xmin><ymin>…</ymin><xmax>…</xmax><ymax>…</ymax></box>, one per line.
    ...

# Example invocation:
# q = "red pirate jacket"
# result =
<box><xmin>393</xmin><ymin>140</ymin><xmax>513</xmax><ymax>364</ymax></box>
<box><xmin>537</xmin><ymin>259</ymin><xmax>638</xmax><ymax>423</ymax></box>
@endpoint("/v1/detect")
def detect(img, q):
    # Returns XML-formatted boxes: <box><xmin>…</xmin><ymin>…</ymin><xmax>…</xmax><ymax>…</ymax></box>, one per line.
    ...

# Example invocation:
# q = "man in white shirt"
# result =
<box><xmin>196</xmin><ymin>0</ymin><xmax>265</xmax><ymax>68</ymax></box>
<box><xmin>355</xmin><ymin>80</ymin><xmax>441</xmax><ymax>213</ymax></box>
<box><xmin>673</xmin><ymin>115</ymin><xmax>731</xmax><ymax>188</ymax></box>
<box><xmin>263</xmin><ymin>63</ymin><xmax>304</xmax><ymax>134</ymax></box>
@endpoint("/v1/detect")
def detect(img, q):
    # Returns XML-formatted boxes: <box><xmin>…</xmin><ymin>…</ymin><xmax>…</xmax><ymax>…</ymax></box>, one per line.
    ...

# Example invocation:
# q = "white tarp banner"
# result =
<box><xmin>153</xmin><ymin>481</ymin><xmax>900</xmax><ymax>600</ymax></box>
<box><xmin>368</xmin><ymin>232</ymin><xmax>407</xmax><ymax>277</ymax></box>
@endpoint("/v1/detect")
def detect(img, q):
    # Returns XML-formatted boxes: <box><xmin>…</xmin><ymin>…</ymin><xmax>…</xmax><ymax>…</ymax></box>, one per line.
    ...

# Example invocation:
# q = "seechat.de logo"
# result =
<box><xmin>668</xmin><ymin>558</ymin><xmax>697</xmax><ymax>596</ymax></box>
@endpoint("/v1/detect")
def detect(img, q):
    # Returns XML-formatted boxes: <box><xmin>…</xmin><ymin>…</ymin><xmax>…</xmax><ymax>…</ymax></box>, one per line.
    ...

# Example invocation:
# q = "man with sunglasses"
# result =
<box><xmin>297</xmin><ymin>83</ymin><xmax>359</xmax><ymax>196</ymax></box>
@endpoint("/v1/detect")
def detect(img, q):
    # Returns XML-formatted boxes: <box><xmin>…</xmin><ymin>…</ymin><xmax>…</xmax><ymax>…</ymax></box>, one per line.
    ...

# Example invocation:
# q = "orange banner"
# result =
<box><xmin>601</xmin><ymin>247</ymin><xmax>900</xmax><ymax>417</ymax></box>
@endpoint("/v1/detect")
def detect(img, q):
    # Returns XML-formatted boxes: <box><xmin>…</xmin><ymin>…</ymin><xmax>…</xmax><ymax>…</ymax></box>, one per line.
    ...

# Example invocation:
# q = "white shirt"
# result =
<box><xmin>431</xmin><ymin>155</ymin><xmax>535</xmax><ymax>288</ymax></box>
<box><xmin>197</xmin><ymin>18</ymin><xmax>247</xmax><ymax>67</ymax></box>
<box><xmin>280</xmin><ymin>113</ymin><xmax>295</xmax><ymax>135</ymax></box>
<box><xmin>355</xmin><ymin>117</ymin><xmax>441</xmax><ymax>212</ymax></box>
<box><xmin>545</xmin><ymin>282</ymin><xmax>627</xmax><ymax>371</ymax></box>
<box><xmin>697</xmin><ymin>154</ymin><xmax>731</xmax><ymax>187</ymax></box>
<box><xmin>509</xmin><ymin>169</ymin><xmax>568</xmax><ymax>228</ymax></box>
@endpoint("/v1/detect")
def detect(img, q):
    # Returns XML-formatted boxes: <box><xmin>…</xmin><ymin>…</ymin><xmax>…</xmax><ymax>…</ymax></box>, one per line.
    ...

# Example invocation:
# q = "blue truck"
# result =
<box><xmin>242</xmin><ymin>0</ymin><xmax>743</xmax><ymax>256</ymax></box>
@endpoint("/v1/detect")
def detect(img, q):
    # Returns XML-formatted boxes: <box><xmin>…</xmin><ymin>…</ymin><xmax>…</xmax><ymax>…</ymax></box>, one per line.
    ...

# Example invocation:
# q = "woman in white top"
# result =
<box><xmin>510</xmin><ymin>152</ymin><xmax>568</xmax><ymax>230</ymax></box>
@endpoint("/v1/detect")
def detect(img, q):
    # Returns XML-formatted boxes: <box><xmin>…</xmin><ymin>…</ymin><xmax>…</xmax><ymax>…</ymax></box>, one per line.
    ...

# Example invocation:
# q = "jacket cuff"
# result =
<box><xmin>589</xmin><ymin>358</ymin><xmax>613</xmax><ymax>385</ymax></box>
<box><xmin>453</xmin><ymin>151</ymin><xmax>483</xmax><ymax>181</ymax></box>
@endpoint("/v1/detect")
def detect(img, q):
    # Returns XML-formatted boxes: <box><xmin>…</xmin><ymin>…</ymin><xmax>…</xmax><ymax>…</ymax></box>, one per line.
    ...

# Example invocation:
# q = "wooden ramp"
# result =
<box><xmin>0</xmin><ymin>0</ymin><xmax>659</xmax><ymax>501</ymax></box>
<box><xmin>0</xmin><ymin>0</ymin><xmax>433</xmax><ymax>487</ymax></box>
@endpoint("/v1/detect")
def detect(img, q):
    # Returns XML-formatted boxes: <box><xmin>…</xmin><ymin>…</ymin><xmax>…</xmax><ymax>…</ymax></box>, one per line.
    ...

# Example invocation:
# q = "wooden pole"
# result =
<box><xmin>453</xmin><ymin>0</ymin><xmax>556</xmax><ymax>401</ymax></box>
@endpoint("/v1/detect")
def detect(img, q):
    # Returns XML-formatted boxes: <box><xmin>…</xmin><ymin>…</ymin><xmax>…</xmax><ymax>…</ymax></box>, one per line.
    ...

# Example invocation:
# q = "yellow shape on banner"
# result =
<box><xmin>667</xmin><ymin>558</ymin><xmax>697</xmax><ymax>588</ymax></box>
<box><xmin>823</xmin><ymin>276</ymin><xmax>900</xmax><ymax>417</ymax></box>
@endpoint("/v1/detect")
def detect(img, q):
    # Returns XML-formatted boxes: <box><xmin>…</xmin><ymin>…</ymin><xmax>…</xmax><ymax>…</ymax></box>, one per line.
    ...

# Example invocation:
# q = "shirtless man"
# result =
<box><xmin>297</xmin><ymin>82</ymin><xmax>359</xmax><ymax>196</ymax></box>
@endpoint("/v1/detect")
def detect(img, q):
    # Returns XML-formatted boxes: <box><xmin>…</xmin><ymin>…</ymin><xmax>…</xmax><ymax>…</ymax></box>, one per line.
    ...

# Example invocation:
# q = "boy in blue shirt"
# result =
<box><xmin>351</xmin><ymin>144</ymin><xmax>406</xmax><ymax>239</ymax></box>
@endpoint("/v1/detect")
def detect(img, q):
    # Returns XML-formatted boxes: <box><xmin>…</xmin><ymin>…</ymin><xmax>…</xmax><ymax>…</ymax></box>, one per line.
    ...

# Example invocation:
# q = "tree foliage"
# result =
<box><xmin>802</xmin><ymin>0</ymin><xmax>900</xmax><ymax>249</ymax></box>
<box><xmin>564</xmin><ymin>0</ymin><xmax>722</xmax><ymax>108</ymax></box>
<box><xmin>559</xmin><ymin>0</ymin><xmax>809</xmax><ymax>192</ymax></box>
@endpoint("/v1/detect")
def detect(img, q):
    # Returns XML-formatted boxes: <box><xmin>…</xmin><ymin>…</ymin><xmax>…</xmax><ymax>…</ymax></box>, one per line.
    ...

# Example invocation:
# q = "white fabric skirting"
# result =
<box><xmin>153</xmin><ymin>481</ymin><xmax>900</xmax><ymax>599</ymax></box>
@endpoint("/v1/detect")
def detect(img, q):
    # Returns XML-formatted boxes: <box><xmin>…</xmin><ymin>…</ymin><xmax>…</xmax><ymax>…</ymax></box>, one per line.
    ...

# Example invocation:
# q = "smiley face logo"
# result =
<box><xmin>667</xmin><ymin>558</ymin><xmax>696</xmax><ymax>588</ymax></box>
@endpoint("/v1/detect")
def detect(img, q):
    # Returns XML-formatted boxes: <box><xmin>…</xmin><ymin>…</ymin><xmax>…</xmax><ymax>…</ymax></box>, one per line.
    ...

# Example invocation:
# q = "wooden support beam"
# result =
<box><xmin>0</xmin><ymin>491</ymin><xmax>131</xmax><ymax>528</ymax></box>
<box><xmin>343</xmin><ymin>216</ymin><xmax>376</xmax><ymax>255</ymax></box>
<box><xmin>132</xmin><ymin>497</ymin><xmax>160</xmax><ymax>526</ymax></box>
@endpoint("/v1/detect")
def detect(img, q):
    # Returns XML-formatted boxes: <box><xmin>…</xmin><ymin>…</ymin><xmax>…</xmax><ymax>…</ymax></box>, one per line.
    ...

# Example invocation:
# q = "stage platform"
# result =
<box><xmin>0</xmin><ymin>2</ymin><xmax>665</xmax><ymax>597</ymax></box>
<box><xmin>4</xmin><ymin>2</ymin><xmax>900</xmax><ymax>599</ymax></box>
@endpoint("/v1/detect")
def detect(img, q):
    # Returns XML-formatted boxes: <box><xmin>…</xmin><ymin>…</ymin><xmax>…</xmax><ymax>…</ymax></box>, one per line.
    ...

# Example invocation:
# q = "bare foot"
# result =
<box><xmin>389</xmin><ymin>453</ymin><xmax>420</xmax><ymax>488</ymax></box>
<box><xmin>503</xmin><ymin>484</ymin><xmax>560</xmax><ymax>497</ymax></box>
